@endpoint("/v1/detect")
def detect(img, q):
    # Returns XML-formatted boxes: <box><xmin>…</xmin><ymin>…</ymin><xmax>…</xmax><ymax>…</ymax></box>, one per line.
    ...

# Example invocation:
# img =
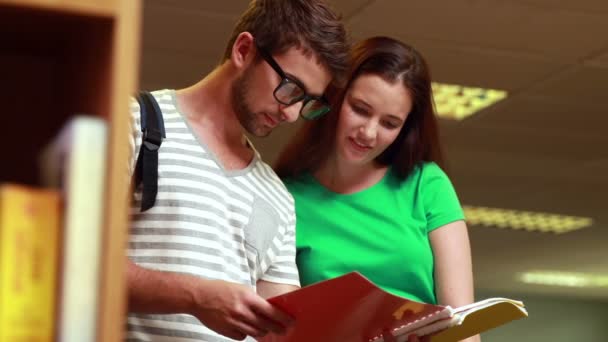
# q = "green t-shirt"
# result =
<box><xmin>284</xmin><ymin>162</ymin><xmax>464</xmax><ymax>304</ymax></box>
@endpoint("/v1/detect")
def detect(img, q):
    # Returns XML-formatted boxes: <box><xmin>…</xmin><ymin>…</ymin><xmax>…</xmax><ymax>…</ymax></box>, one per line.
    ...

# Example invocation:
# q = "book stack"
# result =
<box><xmin>0</xmin><ymin>185</ymin><xmax>61</xmax><ymax>342</ymax></box>
<box><xmin>41</xmin><ymin>116</ymin><xmax>108</xmax><ymax>342</ymax></box>
<box><xmin>0</xmin><ymin>116</ymin><xmax>108</xmax><ymax>342</ymax></box>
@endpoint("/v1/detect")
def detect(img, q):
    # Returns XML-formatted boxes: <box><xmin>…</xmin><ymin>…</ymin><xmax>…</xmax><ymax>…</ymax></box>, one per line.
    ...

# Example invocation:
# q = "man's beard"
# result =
<box><xmin>231</xmin><ymin>66</ymin><xmax>272</xmax><ymax>137</ymax></box>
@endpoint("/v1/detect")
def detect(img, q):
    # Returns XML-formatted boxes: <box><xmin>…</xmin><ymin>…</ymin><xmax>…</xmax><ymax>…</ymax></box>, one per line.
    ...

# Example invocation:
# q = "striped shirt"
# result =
<box><xmin>126</xmin><ymin>89</ymin><xmax>299</xmax><ymax>342</ymax></box>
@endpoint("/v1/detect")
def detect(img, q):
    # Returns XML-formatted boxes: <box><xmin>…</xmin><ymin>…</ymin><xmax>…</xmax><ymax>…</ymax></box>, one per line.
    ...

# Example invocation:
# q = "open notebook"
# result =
<box><xmin>261</xmin><ymin>272</ymin><xmax>527</xmax><ymax>342</ymax></box>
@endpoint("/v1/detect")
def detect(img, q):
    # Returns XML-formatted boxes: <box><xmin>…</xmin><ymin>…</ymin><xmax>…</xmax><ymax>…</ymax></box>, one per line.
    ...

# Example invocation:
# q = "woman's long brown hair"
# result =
<box><xmin>274</xmin><ymin>36</ymin><xmax>444</xmax><ymax>181</ymax></box>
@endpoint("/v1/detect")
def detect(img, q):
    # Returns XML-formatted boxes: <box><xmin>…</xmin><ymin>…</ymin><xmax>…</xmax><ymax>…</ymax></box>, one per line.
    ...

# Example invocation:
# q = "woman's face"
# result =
<box><xmin>334</xmin><ymin>73</ymin><xmax>413</xmax><ymax>166</ymax></box>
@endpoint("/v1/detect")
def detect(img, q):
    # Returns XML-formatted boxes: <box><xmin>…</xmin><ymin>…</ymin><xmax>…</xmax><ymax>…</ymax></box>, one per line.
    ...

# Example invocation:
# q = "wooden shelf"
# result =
<box><xmin>0</xmin><ymin>0</ymin><xmax>141</xmax><ymax>340</ymax></box>
<box><xmin>0</xmin><ymin>0</ymin><xmax>116</xmax><ymax>17</ymax></box>
<box><xmin>1</xmin><ymin>6</ymin><xmax>114</xmax><ymax>185</ymax></box>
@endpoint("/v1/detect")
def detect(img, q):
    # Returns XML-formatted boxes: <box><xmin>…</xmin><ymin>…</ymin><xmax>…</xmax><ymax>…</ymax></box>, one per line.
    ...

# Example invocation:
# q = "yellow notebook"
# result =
<box><xmin>429</xmin><ymin>299</ymin><xmax>528</xmax><ymax>342</ymax></box>
<box><xmin>0</xmin><ymin>184</ymin><xmax>61</xmax><ymax>342</ymax></box>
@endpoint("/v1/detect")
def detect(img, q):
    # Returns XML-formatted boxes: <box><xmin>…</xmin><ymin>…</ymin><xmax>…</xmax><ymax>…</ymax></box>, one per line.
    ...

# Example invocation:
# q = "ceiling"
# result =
<box><xmin>139</xmin><ymin>0</ymin><xmax>608</xmax><ymax>301</ymax></box>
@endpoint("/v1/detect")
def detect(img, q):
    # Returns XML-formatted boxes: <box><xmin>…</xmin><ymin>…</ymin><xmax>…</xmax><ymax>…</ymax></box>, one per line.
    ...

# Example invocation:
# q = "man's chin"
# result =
<box><xmin>256</xmin><ymin>130</ymin><xmax>273</xmax><ymax>138</ymax></box>
<box><xmin>249</xmin><ymin>126</ymin><xmax>273</xmax><ymax>138</ymax></box>
<box><xmin>241</xmin><ymin>120</ymin><xmax>272</xmax><ymax>138</ymax></box>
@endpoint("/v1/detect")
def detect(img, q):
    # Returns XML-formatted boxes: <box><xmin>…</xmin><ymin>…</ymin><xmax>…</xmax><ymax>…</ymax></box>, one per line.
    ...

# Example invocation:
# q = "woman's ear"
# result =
<box><xmin>231</xmin><ymin>32</ymin><xmax>255</xmax><ymax>70</ymax></box>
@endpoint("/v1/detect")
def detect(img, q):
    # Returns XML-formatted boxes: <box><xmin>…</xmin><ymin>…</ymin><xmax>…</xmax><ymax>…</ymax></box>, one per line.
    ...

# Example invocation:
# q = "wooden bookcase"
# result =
<box><xmin>0</xmin><ymin>0</ymin><xmax>141</xmax><ymax>340</ymax></box>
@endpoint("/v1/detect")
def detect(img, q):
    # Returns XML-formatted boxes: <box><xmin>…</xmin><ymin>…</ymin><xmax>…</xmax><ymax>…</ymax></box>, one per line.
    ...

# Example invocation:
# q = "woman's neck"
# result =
<box><xmin>315</xmin><ymin>155</ymin><xmax>388</xmax><ymax>194</ymax></box>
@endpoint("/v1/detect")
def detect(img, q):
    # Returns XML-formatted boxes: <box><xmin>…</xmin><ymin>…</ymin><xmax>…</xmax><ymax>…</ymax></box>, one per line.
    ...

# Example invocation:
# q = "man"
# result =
<box><xmin>126</xmin><ymin>0</ymin><xmax>349</xmax><ymax>341</ymax></box>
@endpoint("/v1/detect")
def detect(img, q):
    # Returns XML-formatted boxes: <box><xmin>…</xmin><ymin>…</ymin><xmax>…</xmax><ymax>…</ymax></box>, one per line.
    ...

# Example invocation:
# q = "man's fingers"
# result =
<box><xmin>222</xmin><ymin>328</ymin><xmax>247</xmax><ymax>341</ymax></box>
<box><xmin>232</xmin><ymin>319</ymin><xmax>268</xmax><ymax>339</ymax></box>
<box><xmin>250</xmin><ymin>298</ymin><xmax>294</xmax><ymax>330</ymax></box>
<box><xmin>235</xmin><ymin>305</ymin><xmax>285</xmax><ymax>336</ymax></box>
<box><xmin>249</xmin><ymin>308</ymin><xmax>289</xmax><ymax>335</ymax></box>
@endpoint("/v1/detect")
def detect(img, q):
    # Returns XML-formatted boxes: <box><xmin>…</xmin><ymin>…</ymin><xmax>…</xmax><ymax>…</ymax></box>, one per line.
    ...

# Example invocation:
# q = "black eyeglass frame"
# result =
<box><xmin>255</xmin><ymin>43</ymin><xmax>331</xmax><ymax>120</ymax></box>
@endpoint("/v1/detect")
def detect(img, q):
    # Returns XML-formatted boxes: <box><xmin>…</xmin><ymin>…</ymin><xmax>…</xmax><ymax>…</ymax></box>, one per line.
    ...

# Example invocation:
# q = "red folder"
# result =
<box><xmin>262</xmin><ymin>272</ymin><xmax>446</xmax><ymax>341</ymax></box>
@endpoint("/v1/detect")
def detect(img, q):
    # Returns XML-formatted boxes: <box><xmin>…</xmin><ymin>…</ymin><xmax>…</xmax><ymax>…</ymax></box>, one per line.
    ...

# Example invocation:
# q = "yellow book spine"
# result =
<box><xmin>0</xmin><ymin>184</ymin><xmax>61</xmax><ymax>342</ymax></box>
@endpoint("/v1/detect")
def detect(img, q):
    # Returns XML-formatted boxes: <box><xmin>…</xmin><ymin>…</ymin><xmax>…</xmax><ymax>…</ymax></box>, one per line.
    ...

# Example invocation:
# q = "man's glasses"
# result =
<box><xmin>256</xmin><ymin>44</ymin><xmax>331</xmax><ymax>120</ymax></box>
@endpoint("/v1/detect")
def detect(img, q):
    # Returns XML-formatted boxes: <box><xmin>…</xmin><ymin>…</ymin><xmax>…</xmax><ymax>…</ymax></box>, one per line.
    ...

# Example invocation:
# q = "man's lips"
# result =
<box><xmin>264</xmin><ymin>113</ymin><xmax>279</xmax><ymax>127</ymax></box>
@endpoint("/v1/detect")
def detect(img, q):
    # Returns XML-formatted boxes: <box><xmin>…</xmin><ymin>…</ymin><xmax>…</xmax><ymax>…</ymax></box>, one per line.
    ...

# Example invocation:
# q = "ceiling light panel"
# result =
<box><xmin>432</xmin><ymin>82</ymin><xmax>507</xmax><ymax>120</ymax></box>
<box><xmin>519</xmin><ymin>271</ymin><xmax>608</xmax><ymax>288</ymax></box>
<box><xmin>463</xmin><ymin>205</ymin><xmax>593</xmax><ymax>233</ymax></box>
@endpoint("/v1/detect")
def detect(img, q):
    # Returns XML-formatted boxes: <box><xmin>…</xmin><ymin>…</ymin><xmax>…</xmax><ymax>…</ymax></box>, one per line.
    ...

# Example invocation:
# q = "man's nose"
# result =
<box><xmin>279</xmin><ymin>101</ymin><xmax>303</xmax><ymax>123</ymax></box>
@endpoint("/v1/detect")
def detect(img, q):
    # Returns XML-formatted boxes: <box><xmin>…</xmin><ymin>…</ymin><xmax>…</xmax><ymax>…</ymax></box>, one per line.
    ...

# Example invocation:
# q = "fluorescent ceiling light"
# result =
<box><xmin>519</xmin><ymin>271</ymin><xmax>608</xmax><ymax>288</ymax></box>
<box><xmin>463</xmin><ymin>205</ymin><xmax>593</xmax><ymax>234</ymax></box>
<box><xmin>432</xmin><ymin>82</ymin><xmax>507</xmax><ymax>120</ymax></box>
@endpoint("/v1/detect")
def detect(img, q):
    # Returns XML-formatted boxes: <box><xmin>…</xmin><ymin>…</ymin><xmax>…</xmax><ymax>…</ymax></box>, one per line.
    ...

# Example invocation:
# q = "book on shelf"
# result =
<box><xmin>40</xmin><ymin>115</ymin><xmax>108</xmax><ymax>342</ymax></box>
<box><xmin>0</xmin><ymin>184</ymin><xmax>61</xmax><ymax>342</ymax></box>
<box><xmin>261</xmin><ymin>272</ymin><xmax>528</xmax><ymax>342</ymax></box>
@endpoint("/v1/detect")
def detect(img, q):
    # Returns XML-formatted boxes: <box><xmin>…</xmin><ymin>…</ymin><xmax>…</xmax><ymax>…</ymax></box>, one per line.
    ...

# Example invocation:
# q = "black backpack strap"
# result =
<box><xmin>134</xmin><ymin>91</ymin><xmax>166</xmax><ymax>212</ymax></box>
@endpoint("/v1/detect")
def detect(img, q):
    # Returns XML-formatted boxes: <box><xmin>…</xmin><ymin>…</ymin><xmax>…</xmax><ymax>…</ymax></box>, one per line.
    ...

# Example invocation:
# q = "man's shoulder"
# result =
<box><xmin>149</xmin><ymin>89</ymin><xmax>175</xmax><ymax>102</ymax></box>
<box><xmin>254</xmin><ymin>158</ymin><xmax>285</xmax><ymax>184</ymax></box>
<box><xmin>130</xmin><ymin>89</ymin><xmax>175</xmax><ymax>108</ymax></box>
<box><xmin>252</xmin><ymin>158</ymin><xmax>294</xmax><ymax>199</ymax></box>
<box><xmin>130</xmin><ymin>89</ymin><xmax>182</xmax><ymax>127</ymax></box>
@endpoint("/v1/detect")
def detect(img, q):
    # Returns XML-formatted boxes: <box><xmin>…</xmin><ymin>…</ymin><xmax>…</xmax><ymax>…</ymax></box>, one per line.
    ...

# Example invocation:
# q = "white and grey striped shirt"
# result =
<box><xmin>126</xmin><ymin>89</ymin><xmax>299</xmax><ymax>342</ymax></box>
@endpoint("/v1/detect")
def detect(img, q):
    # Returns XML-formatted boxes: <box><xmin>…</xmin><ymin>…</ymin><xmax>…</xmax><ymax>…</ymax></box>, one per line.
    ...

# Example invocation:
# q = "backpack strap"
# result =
<box><xmin>134</xmin><ymin>91</ymin><xmax>166</xmax><ymax>212</ymax></box>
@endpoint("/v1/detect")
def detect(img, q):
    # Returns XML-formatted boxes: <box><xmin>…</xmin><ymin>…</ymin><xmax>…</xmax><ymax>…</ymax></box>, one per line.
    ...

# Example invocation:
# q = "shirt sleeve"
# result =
<box><xmin>421</xmin><ymin>162</ymin><xmax>465</xmax><ymax>232</ymax></box>
<box><xmin>260</xmin><ymin>206</ymin><xmax>301</xmax><ymax>287</ymax></box>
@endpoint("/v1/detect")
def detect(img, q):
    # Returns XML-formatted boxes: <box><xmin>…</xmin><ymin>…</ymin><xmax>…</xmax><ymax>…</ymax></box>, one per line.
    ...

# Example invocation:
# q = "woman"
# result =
<box><xmin>275</xmin><ymin>36</ymin><xmax>479</xmax><ymax>342</ymax></box>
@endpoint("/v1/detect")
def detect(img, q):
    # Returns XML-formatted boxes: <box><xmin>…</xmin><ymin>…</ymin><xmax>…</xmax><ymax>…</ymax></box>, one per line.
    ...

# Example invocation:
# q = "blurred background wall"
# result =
<box><xmin>138</xmin><ymin>1</ymin><xmax>608</xmax><ymax>340</ymax></box>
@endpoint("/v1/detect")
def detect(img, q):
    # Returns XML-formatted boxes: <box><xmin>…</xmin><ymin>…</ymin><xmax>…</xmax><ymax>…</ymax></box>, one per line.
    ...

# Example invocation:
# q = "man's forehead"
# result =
<box><xmin>273</xmin><ymin>47</ymin><xmax>332</xmax><ymax>95</ymax></box>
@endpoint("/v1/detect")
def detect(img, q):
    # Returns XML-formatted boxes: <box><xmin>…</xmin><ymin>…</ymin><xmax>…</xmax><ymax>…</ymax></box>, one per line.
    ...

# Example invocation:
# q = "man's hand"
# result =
<box><xmin>128</xmin><ymin>261</ymin><xmax>293</xmax><ymax>341</ymax></box>
<box><xmin>191</xmin><ymin>279</ymin><xmax>294</xmax><ymax>340</ymax></box>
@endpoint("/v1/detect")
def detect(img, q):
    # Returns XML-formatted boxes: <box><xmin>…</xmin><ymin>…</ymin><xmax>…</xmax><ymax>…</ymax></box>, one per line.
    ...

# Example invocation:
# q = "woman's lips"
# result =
<box><xmin>348</xmin><ymin>137</ymin><xmax>372</xmax><ymax>152</ymax></box>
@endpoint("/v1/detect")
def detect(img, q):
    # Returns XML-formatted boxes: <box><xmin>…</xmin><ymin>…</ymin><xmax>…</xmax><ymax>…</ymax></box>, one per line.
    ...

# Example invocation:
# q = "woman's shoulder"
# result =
<box><xmin>398</xmin><ymin>161</ymin><xmax>448</xmax><ymax>181</ymax></box>
<box><xmin>419</xmin><ymin>161</ymin><xmax>448</xmax><ymax>177</ymax></box>
<box><xmin>417</xmin><ymin>161</ymin><xmax>457</xmax><ymax>193</ymax></box>
<box><xmin>394</xmin><ymin>162</ymin><xmax>452</xmax><ymax>191</ymax></box>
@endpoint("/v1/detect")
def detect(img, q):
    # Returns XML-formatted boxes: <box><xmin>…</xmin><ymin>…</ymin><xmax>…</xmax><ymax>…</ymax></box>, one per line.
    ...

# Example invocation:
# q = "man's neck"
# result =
<box><xmin>175</xmin><ymin>64</ymin><xmax>245</xmax><ymax>146</ymax></box>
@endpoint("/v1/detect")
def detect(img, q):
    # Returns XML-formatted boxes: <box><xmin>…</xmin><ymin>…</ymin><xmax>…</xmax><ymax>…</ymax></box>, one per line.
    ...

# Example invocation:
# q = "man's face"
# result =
<box><xmin>231</xmin><ymin>46</ymin><xmax>332</xmax><ymax>137</ymax></box>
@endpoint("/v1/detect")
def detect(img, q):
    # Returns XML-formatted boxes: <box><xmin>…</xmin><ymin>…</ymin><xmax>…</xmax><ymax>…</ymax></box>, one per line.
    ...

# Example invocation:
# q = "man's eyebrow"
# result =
<box><xmin>285</xmin><ymin>72</ymin><xmax>323</xmax><ymax>97</ymax></box>
<box><xmin>284</xmin><ymin>72</ymin><xmax>308</xmax><ymax>90</ymax></box>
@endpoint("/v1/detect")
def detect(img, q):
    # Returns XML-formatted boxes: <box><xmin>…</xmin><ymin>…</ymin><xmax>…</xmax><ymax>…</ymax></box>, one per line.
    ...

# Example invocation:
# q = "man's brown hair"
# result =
<box><xmin>222</xmin><ymin>0</ymin><xmax>349</xmax><ymax>82</ymax></box>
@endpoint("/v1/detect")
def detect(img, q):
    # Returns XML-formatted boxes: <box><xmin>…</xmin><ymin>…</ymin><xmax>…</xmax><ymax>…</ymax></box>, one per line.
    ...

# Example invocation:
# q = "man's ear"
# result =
<box><xmin>231</xmin><ymin>32</ymin><xmax>255</xmax><ymax>70</ymax></box>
